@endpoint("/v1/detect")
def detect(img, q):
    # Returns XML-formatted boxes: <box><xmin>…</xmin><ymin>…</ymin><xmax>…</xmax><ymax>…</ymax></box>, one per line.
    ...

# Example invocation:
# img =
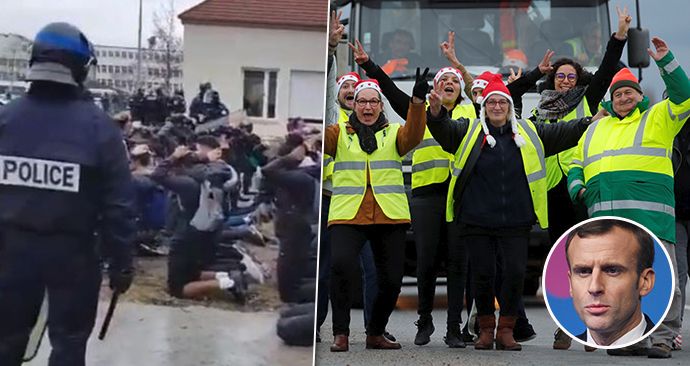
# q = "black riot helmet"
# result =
<box><xmin>26</xmin><ymin>22</ymin><xmax>97</xmax><ymax>86</ymax></box>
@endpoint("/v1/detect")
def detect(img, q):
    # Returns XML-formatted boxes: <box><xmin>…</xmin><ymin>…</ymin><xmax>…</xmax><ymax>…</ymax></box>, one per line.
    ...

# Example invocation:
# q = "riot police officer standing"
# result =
<box><xmin>0</xmin><ymin>23</ymin><xmax>136</xmax><ymax>366</ymax></box>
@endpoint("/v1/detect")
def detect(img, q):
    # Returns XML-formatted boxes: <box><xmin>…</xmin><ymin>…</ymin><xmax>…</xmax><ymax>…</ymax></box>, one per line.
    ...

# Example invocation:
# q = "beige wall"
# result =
<box><xmin>182</xmin><ymin>24</ymin><xmax>327</xmax><ymax>138</ymax></box>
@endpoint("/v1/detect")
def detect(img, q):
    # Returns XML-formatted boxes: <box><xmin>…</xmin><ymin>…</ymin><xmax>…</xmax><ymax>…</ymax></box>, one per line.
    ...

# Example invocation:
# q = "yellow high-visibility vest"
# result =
<box><xmin>329</xmin><ymin>123</ymin><xmax>410</xmax><ymax>221</ymax></box>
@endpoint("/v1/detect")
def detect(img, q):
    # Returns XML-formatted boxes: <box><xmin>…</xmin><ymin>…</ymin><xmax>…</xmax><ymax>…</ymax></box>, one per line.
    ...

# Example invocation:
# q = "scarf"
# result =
<box><xmin>348</xmin><ymin>113</ymin><xmax>388</xmax><ymax>154</ymax></box>
<box><xmin>535</xmin><ymin>86</ymin><xmax>587</xmax><ymax>121</ymax></box>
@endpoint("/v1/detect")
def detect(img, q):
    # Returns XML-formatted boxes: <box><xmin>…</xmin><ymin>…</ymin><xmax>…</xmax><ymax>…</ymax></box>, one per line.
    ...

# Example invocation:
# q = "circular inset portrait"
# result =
<box><xmin>542</xmin><ymin>216</ymin><xmax>674</xmax><ymax>349</ymax></box>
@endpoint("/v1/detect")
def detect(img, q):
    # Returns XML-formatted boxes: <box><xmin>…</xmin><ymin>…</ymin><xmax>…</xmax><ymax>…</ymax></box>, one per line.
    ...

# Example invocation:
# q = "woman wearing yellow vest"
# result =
<box><xmin>529</xmin><ymin>8</ymin><xmax>631</xmax><ymax>250</ymax></box>
<box><xmin>427</xmin><ymin>74</ymin><xmax>601</xmax><ymax>351</ymax></box>
<box><xmin>528</xmin><ymin>7</ymin><xmax>632</xmax><ymax>350</ymax></box>
<box><xmin>350</xmin><ymin>37</ymin><xmax>476</xmax><ymax>348</ymax></box>
<box><xmin>324</xmin><ymin>71</ymin><xmax>429</xmax><ymax>352</ymax></box>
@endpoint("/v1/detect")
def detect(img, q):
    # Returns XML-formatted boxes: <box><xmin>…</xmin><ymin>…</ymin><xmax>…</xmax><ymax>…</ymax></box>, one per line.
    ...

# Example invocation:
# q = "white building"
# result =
<box><xmin>0</xmin><ymin>32</ymin><xmax>183</xmax><ymax>95</ymax></box>
<box><xmin>0</xmin><ymin>33</ymin><xmax>31</xmax><ymax>94</ymax></box>
<box><xmin>179</xmin><ymin>0</ymin><xmax>328</xmax><ymax>137</ymax></box>
<box><xmin>91</xmin><ymin>45</ymin><xmax>184</xmax><ymax>93</ymax></box>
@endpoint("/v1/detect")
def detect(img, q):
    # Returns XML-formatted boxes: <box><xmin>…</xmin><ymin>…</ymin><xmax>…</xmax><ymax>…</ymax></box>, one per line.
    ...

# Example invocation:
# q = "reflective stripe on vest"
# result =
<box><xmin>445</xmin><ymin>118</ymin><xmax>548</xmax><ymax>228</ymax></box>
<box><xmin>588</xmin><ymin>200</ymin><xmax>675</xmax><ymax>217</ymax></box>
<box><xmin>582</xmin><ymin>111</ymin><xmax>669</xmax><ymax>167</ymax></box>
<box><xmin>411</xmin><ymin>103</ymin><xmax>476</xmax><ymax>189</ymax></box>
<box><xmin>329</xmin><ymin>123</ymin><xmax>410</xmax><ymax>221</ymax></box>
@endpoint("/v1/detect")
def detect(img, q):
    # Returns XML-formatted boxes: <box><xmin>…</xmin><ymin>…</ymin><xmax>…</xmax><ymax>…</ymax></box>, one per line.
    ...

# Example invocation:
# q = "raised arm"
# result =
<box><xmin>585</xmin><ymin>6</ymin><xmax>631</xmax><ymax>113</ymax></box>
<box><xmin>325</xmin><ymin>10</ymin><xmax>344</xmax><ymax>126</ymax></box>
<box><xmin>350</xmin><ymin>39</ymin><xmax>411</xmax><ymax>120</ymax></box>
<box><xmin>649</xmin><ymin>37</ymin><xmax>690</xmax><ymax>129</ymax></box>
<box><xmin>440</xmin><ymin>31</ymin><xmax>474</xmax><ymax>102</ymax></box>
<box><xmin>507</xmin><ymin>49</ymin><xmax>554</xmax><ymax>98</ymax></box>
<box><xmin>396</xmin><ymin>68</ymin><xmax>430</xmax><ymax>156</ymax></box>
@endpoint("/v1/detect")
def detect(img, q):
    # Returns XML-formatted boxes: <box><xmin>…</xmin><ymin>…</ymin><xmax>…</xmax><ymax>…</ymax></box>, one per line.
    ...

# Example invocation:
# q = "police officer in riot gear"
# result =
<box><xmin>0</xmin><ymin>22</ymin><xmax>136</xmax><ymax>366</ymax></box>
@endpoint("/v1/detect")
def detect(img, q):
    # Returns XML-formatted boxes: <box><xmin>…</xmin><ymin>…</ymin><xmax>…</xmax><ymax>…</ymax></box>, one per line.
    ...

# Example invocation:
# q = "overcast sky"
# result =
<box><xmin>0</xmin><ymin>0</ymin><xmax>201</xmax><ymax>47</ymax></box>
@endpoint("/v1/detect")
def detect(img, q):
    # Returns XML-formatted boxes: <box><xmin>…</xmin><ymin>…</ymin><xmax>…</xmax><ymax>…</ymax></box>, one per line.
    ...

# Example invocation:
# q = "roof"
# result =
<box><xmin>178</xmin><ymin>0</ymin><xmax>328</xmax><ymax>32</ymax></box>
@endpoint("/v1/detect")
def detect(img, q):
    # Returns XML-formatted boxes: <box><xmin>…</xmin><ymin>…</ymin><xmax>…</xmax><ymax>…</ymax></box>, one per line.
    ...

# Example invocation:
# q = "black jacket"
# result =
<box><xmin>576</xmin><ymin>313</ymin><xmax>655</xmax><ymax>343</ymax></box>
<box><xmin>360</xmin><ymin>59</ymin><xmax>545</xmax><ymax>197</ymax></box>
<box><xmin>0</xmin><ymin>82</ymin><xmax>135</xmax><ymax>270</ymax></box>
<box><xmin>427</xmin><ymin>107</ymin><xmax>591</xmax><ymax>227</ymax></box>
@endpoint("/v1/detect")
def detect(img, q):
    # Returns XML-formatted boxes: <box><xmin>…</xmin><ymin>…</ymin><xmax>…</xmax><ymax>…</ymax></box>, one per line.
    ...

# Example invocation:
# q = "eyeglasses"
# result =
<box><xmin>555</xmin><ymin>72</ymin><xmax>577</xmax><ymax>81</ymax></box>
<box><xmin>486</xmin><ymin>100</ymin><xmax>509</xmax><ymax>108</ymax></box>
<box><xmin>355</xmin><ymin>99</ymin><xmax>381</xmax><ymax>107</ymax></box>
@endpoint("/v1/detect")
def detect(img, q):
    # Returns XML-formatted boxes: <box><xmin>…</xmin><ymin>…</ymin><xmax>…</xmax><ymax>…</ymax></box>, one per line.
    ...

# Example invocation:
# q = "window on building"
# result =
<box><xmin>108</xmin><ymin>65</ymin><xmax>114</xmax><ymax>73</ymax></box>
<box><xmin>243</xmin><ymin>69</ymin><xmax>278</xmax><ymax>118</ymax></box>
<box><xmin>108</xmin><ymin>51</ymin><xmax>113</xmax><ymax>57</ymax></box>
<box><xmin>115</xmin><ymin>51</ymin><xmax>120</xmax><ymax>58</ymax></box>
<box><xmin>114</xmin><ymin>66</ymin><xmax>120</xmax><ymax>74</ymax></box>
<box><xmin>107</xmin><ymin>79</ymin><xmax>113</xmax><ymax>86</ymax></box>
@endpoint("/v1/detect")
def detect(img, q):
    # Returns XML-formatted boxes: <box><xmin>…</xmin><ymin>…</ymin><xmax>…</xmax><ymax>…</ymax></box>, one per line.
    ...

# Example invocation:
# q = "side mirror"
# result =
<box><xmin>627</xmin><ymin>28</ymin><xmax>650</xmax><ymax>68</ymax></box>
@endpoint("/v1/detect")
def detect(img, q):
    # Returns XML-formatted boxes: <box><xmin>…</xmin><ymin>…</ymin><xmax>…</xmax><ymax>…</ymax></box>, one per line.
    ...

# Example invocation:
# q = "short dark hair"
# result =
<box><xmin>565</xmin><ymin>219</ymin><xmax>654</xmax><ymax>275</ymax></box>
<box><xmin>195</xmin><ymin>135</ymin><xmax>220</xmax><ymax>149</ymax></box>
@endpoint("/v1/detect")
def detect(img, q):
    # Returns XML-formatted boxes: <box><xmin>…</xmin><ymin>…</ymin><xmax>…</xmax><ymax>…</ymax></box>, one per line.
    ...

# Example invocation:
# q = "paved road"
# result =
<box><xmin>316</xmin><ymin>303</ymin><xmax>690</xmax><ymax>366</ymax></box>
<box><xmin>27</xmin><ymin>302</ymin><xmax>313</xmax><ymax>366</ymax></box>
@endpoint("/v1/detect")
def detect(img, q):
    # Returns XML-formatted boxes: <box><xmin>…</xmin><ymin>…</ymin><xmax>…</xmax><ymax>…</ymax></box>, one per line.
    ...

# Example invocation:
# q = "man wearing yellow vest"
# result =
<box><xmin>324</xmin><ymin>72</ymin><xmax>428</xmax><ymax>352</ymax></box>
<box><xmin>427</xmin><ymin>73</ymin><xmax>598</xmax><ymax>351</ymax></box>
<box><xmin>568</xmin><ymin>37</ymin><xmax>690</xmax><ymax>359</ymax></box>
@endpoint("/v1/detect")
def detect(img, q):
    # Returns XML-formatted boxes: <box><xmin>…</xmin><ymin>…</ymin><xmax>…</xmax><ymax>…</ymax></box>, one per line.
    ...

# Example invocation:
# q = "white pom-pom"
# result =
<box><xmin>486</xmin><ymin>135</ymin><xmax>497</xmax><ymax>148</ymax></box>
<box><xmin>513</xmin><ymin>133</ymin><xmax>526</xmax><ymax>148</ymax></box>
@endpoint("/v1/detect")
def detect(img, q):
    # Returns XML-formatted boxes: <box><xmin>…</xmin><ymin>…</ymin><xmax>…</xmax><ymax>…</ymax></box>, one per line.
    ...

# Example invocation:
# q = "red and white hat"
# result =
<box><xmin>354</xmin><ymin>79</ymin><xmax>382</xmax><ymax>99</ymax></box>
<box><xmin>479</xmin><ymin>73</ymin><xmax>525</xmax><ymax>149</ymax></box>
<box><xmin>471</xmin><ymin>71</ymin><xmax>494</xmax><ymax>104</ymax></box>
<box><xmin>337</xmin><ymin>72</ymin><xmax>361</xmax><ymax>92</ymax></box>
<box><xmin>433</xmin><ymin>67</ymin><xmax>465</xmax><ymax>92</ymax></box>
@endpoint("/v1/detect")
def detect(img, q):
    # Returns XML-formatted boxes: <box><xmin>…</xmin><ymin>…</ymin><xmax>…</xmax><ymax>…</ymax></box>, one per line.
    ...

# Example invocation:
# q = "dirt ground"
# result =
<box><xmin>109</xmin><ymin>222</ymin><xmax>285</xmax><ymax>312</ymax></box>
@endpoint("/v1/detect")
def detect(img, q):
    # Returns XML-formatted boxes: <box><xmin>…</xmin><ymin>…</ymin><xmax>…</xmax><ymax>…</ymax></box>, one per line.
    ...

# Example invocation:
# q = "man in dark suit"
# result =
<box><xmin>565</xmin><ymin>219</ymin><xmax>657</xmax><ymax>347</ymax></box>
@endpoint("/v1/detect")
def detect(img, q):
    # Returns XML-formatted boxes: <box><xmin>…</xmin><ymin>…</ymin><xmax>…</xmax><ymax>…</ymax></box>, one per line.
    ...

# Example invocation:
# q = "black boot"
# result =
<box><xmin>444</xmin><ymin>323</ymin><xmax>466</xmax><ymax>348</ymax></box>
<box><xmin>414</xmin><ymin>314</ymin><xmax>434</xmax><ymax>346</ymax></box>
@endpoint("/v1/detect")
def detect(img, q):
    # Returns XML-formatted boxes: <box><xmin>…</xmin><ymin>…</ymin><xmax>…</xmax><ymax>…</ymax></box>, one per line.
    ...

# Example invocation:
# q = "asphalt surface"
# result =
<box><xmin>26</xmin><ymin>302</ymin><xmax>313</xmax><ymax>366</ymax></box>
<box><xmin>315</xmin><ymin>293</ymin><xmax>690</xmax><ymax>366</ymax></box>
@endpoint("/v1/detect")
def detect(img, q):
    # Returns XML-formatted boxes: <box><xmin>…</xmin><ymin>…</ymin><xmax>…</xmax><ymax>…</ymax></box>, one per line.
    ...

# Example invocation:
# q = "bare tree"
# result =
<box><xmin>151</xmin><ymin>0</ymin><xmax>183</xmax><ymax>93</ymax></box>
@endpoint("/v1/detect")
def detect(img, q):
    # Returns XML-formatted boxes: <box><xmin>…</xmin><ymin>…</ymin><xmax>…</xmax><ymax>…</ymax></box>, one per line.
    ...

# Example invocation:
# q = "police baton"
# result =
<box><xmin>98</xmin><ymin>289</ymin><xmax>121</xmax><ymax>340</ymax></box>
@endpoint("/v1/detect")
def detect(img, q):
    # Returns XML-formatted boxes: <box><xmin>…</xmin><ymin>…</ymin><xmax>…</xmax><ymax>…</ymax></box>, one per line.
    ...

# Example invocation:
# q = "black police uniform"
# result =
<box><xmin>0</xmin><ymin>23</ymin><xmax>135</xmax><ymax>366</ymax></box>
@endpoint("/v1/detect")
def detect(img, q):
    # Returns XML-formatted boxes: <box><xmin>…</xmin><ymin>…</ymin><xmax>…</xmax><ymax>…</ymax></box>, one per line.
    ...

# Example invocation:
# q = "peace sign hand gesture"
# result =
<box><xmin>615</xmin><ymin>6</ymin><xmax>632</xmax><ymax>40</ymax></box>
<box><xmin>412</xmin><ymin>67</ymin><xmax>431</xmax><ymax>100</ymax></box>
<box><xmin>348</xmin><ymin>39</ymin><xmax>369</xmax><ymax>65</ymax></box>
<box><xmin>507</xmin><ymin>67</ymin><xmax>522</xmax><ymax>84</ymax></box>
<box><xmin>538</xmin><ymin>49</ymin><xmax>555</xmax><ymax>74</ymax></box>
<box><xmin>329</xmin><ymin>10</ymin><xmax>345</xmax><ymax>47</ymax></box>
<box><xmin>440</xmin><ymin>31</ymin><xmax>461</xmax><ymax>66</ymax></box>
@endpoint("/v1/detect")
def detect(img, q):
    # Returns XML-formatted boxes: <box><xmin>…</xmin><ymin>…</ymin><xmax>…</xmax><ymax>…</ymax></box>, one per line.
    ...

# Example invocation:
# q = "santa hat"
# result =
<box><xmin>433</xmin><ymin>67</ymin><xmax>465</xmax><ymax>92</ymax></box>
<box><xmin>337</xmin><ymin>72</ymin><xmax>361</xmax><ymax>92</ymax></box>
<box><xmin>480</xmin><ymin>74</ymin><xmax>526</xmax><ymax>149</ymax></box>
<box><xmin>471</xmin><ymin>71</ymin><xmax>494</xmax><ymax>104</ymax></box>
<box><xmin>609</xmin><ymin>68</ymin><xmax>642</xmax><ymax>98</ymax></box>
<box><xmin>354</xmin><ymin>79</ymin><xmax>382</xmax><ymax>99</ymax></box>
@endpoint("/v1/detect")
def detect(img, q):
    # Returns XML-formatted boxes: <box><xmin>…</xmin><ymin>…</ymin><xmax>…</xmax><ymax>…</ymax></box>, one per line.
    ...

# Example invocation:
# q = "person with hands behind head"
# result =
<box><xmin>323</xmin><ymin>68</ymin><xmax>429</xmax><ymax>352</ymax></box>
<box><xmin>568</xmin><ymin>36</ymin><xmax>690</xmax><ymax>359</ymax></box>
<box><xmin>427</xmin><ymin>73</ymin><xmax>601</xmax><ymax>352</ymax></box>
<box><xmin>151</xmin><ymin>141</ymin><xmax>247</xmax><ymax>302</ymax></box>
